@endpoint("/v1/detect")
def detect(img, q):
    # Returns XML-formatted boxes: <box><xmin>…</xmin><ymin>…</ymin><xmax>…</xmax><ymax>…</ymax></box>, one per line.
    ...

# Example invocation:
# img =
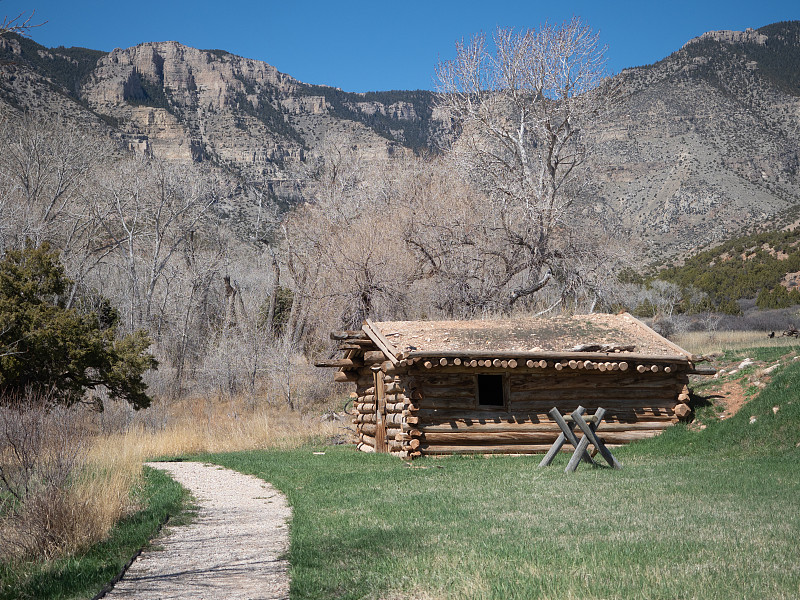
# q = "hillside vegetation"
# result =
<box><xmin>657</xmin><ymin>228</ymin><xmax>800</xmax><ymax>311</ymax></box>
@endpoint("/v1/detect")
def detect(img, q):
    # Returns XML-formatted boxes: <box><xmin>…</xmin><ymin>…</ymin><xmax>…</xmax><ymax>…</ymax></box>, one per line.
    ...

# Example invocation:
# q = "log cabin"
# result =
<box><xmin>316</xmin><ymin>313</ymin><xmax>714</xmax><ymax>459</ymax></box>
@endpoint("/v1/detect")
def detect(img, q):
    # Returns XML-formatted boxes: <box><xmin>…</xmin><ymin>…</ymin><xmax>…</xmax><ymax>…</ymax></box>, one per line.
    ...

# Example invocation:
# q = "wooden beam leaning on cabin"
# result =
<box><xmin>362</xmin><ymin>319</ymin><xmax>400</xmax><ymax>365</ymax></box>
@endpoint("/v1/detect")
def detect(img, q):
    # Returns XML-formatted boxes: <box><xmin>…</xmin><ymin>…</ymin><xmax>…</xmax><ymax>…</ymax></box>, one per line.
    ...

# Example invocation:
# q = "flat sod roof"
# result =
<box><xmin>374</xmin><ymin>313</ymin><xmax>687</xmax><ymax>358</ymax></box>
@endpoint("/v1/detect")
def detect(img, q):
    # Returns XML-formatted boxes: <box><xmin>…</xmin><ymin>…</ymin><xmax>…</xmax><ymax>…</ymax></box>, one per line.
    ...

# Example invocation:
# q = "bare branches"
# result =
<box><xmin>434</xmin><ymin>18</ymin><xmax>616</xmax><ymax>312</ymax></box>
<box><xmin>0</xmin><ymin>8</ymin><xmax>44</xmax><ymax>38</ymax></box>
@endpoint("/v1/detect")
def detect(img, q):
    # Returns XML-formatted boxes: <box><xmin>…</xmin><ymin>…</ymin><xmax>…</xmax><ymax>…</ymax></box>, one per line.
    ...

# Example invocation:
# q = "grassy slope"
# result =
<box><xmin>199</xmin><ymin>355</ymin><xmax>800</xmax><ymax>600</ymax></box>
<box><xmin>0</xmin><ymin>467</ymin><xmax>191</xmax><ymax>600</ymax></box>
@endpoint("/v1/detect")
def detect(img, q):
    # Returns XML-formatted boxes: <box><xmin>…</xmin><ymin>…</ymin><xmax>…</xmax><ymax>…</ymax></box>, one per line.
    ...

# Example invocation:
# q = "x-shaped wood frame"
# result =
<box><xmin>539</xmin><ymin>405</ymin><xmax>622</xmax><ymax>472</ymax></box>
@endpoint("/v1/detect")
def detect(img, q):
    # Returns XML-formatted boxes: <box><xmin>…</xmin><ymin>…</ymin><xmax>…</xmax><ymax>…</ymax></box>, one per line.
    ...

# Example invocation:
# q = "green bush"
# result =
<box><xmin>0</xmin><ymin>244</ymin><xmax>157</xmax><ymax>409</ymax></box>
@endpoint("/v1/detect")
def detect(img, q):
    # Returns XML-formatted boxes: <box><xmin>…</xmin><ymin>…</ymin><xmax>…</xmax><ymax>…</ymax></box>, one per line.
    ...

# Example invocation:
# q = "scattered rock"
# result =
<box><xmin>772</xmin><ymin>406</ymin><xmax>780</xmax><ymax>414</ymax></box>
<box><xmin>749</xmin><ymin>416</ymin><xmax>757</xmax><ymax>424</ymax></box>
<box><xmin>321</xmin><ymin>411</ymin><xmax>344</xmax><ymax>422</ymax></box>
<box><xmin>761</xmin><ymin>364</ymin><xmax>780</xmax><ymax>375</ymax></box>
<box><xmin>728</xmin><ymin>369</ymin><xmax>738</xmax><ymax>376</ymax></box>
<box><xmin>738</xmin><ymin>358</ymin><xmax>755</xmax><ymax>370</ymax></box>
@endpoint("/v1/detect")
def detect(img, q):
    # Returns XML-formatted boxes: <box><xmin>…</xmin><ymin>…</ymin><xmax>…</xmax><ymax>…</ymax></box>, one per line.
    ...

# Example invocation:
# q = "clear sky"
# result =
<box><xmin>2</xmin><ymin>0</ymin><xmax>798</xmax><ymax>92</ymax></box>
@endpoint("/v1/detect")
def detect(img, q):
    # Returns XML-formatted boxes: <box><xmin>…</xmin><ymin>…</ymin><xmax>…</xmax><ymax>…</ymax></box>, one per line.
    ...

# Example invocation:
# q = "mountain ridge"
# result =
<box><xmin>1</xmin><ymin>22</ymin><xmax>799</xmax><ymax>260</ymax></box>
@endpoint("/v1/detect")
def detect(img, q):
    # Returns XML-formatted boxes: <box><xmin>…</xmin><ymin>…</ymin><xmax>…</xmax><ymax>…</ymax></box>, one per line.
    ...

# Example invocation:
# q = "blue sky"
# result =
<box><xmin>2</xmin><ymin>0</ymin><xmax>798</xmax><ymax>92</ymax></box>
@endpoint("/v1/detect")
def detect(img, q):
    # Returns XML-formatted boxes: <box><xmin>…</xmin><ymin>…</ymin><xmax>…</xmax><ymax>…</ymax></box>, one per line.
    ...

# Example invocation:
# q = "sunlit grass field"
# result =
<box><xmin>197</xmin><ymin>353</ymin><xmax>800</xmax><ymax>600</ymax></box>
<box><xmin>673</xmin><ymin>329</ymin><xmax>800</xmax><ymax>355</ymax></box>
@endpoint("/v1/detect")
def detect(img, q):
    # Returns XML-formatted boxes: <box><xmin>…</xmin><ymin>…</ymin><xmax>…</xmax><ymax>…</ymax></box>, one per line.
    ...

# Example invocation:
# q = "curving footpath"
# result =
<box><xmin>103</xmin><ymin>461</ymin><xmax>291</xmax><ymax>600</ymax></box>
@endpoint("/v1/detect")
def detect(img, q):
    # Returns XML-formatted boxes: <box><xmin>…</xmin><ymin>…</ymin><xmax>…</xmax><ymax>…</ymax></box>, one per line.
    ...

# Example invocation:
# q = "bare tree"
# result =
<box><xmin>435</xmin><ymin>18</ymin><xmax>617</xmax><ymax>312</ymax></box>
<box><xmin>98</xmin><ymin>156</ymin><xmax>220</xmax><ymax>332</ymax></box>
<box><xmin>283</xmin><ymin>134</ymin><xmax>413</xmax><ymax>336</ymax></box>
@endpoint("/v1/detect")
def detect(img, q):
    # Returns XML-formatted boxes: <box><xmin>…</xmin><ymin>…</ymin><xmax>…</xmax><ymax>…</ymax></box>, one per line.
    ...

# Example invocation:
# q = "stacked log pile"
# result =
<box><xmin>353</xmin><ymin>375</ymin><xmax>422</xmax><ymax>459</ymax></box>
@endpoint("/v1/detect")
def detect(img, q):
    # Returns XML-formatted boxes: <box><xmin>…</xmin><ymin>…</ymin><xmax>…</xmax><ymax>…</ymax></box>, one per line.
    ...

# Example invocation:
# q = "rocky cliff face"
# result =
<box><xmin>582</xmin><ymin>21</ymin><xmax>800</xmax><ymax>258</ymax></box>
<box><xmin>79</xmin><ymin>41</ymin><xmax>417</xmax><ymax>184</ymax></box>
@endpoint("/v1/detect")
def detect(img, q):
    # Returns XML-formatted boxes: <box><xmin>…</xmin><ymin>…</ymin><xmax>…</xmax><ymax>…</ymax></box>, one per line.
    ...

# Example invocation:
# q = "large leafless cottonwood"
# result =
<box><xmin>434</xmin><ymin>18</ymin><xmax>618</xmax><ymax>312</ymax></box>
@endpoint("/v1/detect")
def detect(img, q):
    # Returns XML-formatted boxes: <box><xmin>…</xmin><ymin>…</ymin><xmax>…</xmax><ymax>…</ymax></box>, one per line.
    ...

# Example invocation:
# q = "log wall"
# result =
<box><xmin>345</xmin><ymin>353</ymin><xmax>692</xmax><ymax>458</ymax></box>
<box><xmin>351</xmin><ymin>367</ymin><xmax>422</xmax><ymax>459</ymax></box>
<box><xmin>400</xmin><ymin>364</ymin><xmax>690</xmax><ymax>456</ymax></box>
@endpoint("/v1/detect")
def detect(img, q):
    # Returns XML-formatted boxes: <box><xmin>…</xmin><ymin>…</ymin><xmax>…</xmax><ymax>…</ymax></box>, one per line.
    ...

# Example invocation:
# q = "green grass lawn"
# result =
<box><xmin>6</xmin><ymin>348</ymin><xmax>799</xmax><ymax>599</ymax></box>
<box><xmin>197</xmin><ymin>353</ymin><xmax>800</xmax><ymax>600</ymax></box>
<box><xmin>0</xmin><ymin>467</ymin><xmax>191</xmax><ymax>600</ymax></box>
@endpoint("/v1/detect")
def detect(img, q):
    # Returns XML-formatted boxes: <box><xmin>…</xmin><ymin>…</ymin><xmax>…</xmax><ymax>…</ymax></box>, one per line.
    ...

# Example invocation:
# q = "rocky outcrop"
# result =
<box><xmin>685</xmin><ymin>28</ymin><xmax>768</xmax><ymax>48</ymax></box>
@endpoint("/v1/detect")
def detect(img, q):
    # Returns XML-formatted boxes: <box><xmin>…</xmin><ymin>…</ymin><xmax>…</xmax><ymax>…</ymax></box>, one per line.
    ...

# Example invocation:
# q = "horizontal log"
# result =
<box><xmin>420</xmin><ymin>428</ymin><xmax>666</xmax><ymax>444</ymax></box>
<box><xmin>358</xmin><ymin>434</ymin><xmax>376</xmax><ymax>447</ymax></box>
<box><xmin>509</xmin><ymin>396</ymin><xmax>680</xmax><ymax>409</ymax></box>
<box><xmin>334</xmin><ymin>370</ymin><xmax>359</xmax><ymax>383</ymax></box>
<box><xmin>416</xmin><ymin>407</ymin><xmax>678</xmax><ymax>422</ymax></box>
<box><xmin>509</xmin><ymin>390</ymin><xmax>681</xmax><ymax>403</ymax></box>
<box><xmin>386</xmin><ymin>414</ymin><xmax>419</xmax><ymax>426</ymax></box>
<box><xmin>344</xmin><ymin>338</ymin><xmax>377</xmax><ymax>347</ymax></box>
<box><xmin>407</xmin><ymin>350</ymin><xmax>690</xmax><ymax>363</ymax></box>
<box><xmin>423</xmin><ymin>431</ymin><xmax>561</xmax><ymax>443</ymax></box>
<box><xmin>315</xmin><ymin>358</ymin><xmax>361</xmax><ymax>368</ymax></box>
<box><xmin>355</xmin><ymin>403</ymin><xmax>376</xmax><ymax>414</ymax></box>
<box><xmin>421</xmin><ymin>387</ymin><xmax>476</xmax><ymax>400</ymax></box>
<box><xmin>388</xmin><ymin>438</ymin><xmax>421</xmax><ymax>451</ymax></box>
<box><xmin>419</xmin><ymin>442</ymin><xmax>628</xmax><ymax>455</ymax></box>
<box><xmin>407</xmin><ymin>363</ymin><xmax>689</xmax><ymax>376</ymax></box>
<box><xmin>508</xmin><ymin>373</ymin><xmax>682</xmax><ymax>391</ymax></box>
<box><xmin>420</xmin><ymin>443</ymin><xmax>564</xmax><ymax>454</ymax></box>
<box><xmin>419</xmin><ymin>420</ymin><xmax>673</xmax><ymax>433</ymax></box>
<box><xmin>418</xmin><ymin>398</ymin><xmax>477</xmax><ymax>410</ymax></box>
<box><xmin>331</xmin><ymin>330</ymin><xmax>368</xmax><ymax>340</ymax></box>
<box><xmin>359</xmin><ymin>423</ymin><xmax>377</xmax><ymax>436</ymax></box>
<box><xmin>688</xmin><ymin>365</ymin><xmax>716</xmax><ymax>375</ymax></box>
<box><xmin>406</xmin><ymin>374</ymin><xmax>468</xmax><ymax>387</ymax></box>
<box><xmin>356</xmin><ymin>442</ymin><xmax>375</xmax><ymax>453</ymax></box>
<box><xmin>364</xmin><ymin>351</ymin><xmax>387</xmax><ymax>364</ymax></box>
<box><xmin>381</xmin><ymin>362</ymin><xmax>404</xmax><ymax>375</ymax></box>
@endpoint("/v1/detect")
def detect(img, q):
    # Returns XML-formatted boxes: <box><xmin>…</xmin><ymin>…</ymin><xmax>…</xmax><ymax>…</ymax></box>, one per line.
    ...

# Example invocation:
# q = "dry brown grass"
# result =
<box><xmin>97</xmin><ymin>398</ymin><xmax>348</xmax><ymax>460</ymax></box>
<box><xmin>672</xmin><ymin>330</ymin><xmax>800</xmax><ymax>356</ymax></box>
<box><xmin>1</xmin><ymin>393</ymin><xmax>350</xmax><ymax>562</ymax></box>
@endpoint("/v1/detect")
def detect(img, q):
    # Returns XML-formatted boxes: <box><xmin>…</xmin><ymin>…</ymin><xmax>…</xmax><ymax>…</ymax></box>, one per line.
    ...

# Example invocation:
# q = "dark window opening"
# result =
<box><xmin>477</xmin><ymin>374</ymin><xmax>505</xmax><ymax>406</ymax></box>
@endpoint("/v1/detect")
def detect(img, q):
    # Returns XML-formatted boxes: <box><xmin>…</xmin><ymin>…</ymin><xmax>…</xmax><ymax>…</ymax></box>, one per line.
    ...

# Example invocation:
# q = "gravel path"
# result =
<box><xmin>104</xmin><ymin>461</ymin><xmax>291</xmax><ymax>600</ymax></box>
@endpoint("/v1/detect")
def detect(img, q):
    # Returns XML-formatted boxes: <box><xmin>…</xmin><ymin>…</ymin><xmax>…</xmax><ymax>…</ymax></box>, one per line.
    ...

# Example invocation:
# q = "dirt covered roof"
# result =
<box><xmin>373</xmin><ymin>313</ymin><xmax>689</xmax><ymax>359</ymax></box>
